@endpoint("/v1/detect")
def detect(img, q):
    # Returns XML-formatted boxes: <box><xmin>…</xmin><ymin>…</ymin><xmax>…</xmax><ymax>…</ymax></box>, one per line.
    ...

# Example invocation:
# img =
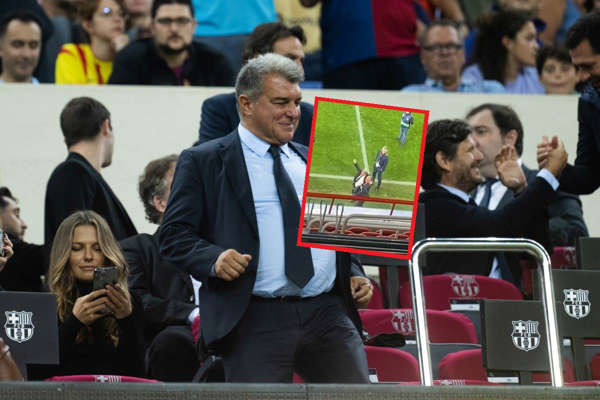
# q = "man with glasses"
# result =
<box><xmin>403</xmin><ymin>20</ymin><xmax>505</xmax><ymax>93</ymax></box>
<box><xmin>109</xmin><ymin>0</ymin><xmax>233</xmax><ymax>85</ymax></box>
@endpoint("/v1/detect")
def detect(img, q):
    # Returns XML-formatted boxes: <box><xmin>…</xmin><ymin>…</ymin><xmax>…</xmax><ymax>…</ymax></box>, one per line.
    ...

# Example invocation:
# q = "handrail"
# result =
<box><xmin>410</xmin><ymin>238</ymin><xmax>562</xmax><ymax>387</ymax></box>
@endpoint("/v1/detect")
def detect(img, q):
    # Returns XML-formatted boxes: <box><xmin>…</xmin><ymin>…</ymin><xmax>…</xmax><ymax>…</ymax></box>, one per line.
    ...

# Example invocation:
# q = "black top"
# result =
<box><xmin>44</xmin><ymin>152</ymin><xmax>137</xmax><ymax>245</ymax></box>
<box><xmin>0</xmin><ymin>233</ymin><xmax>47</xmax><ymax>292</ymax></box>
<box><xmin>197</xmin><ymin>92</ymin><xmax>314</xmax><ymax>146</ymax></box>
<box><xmin>108</xmin><ymin>38</ymin><xmax>235</xmax><ymax>86</ymax></box>
<box><xmin>121</xmin><ymin>231</ymin><xmax>195</xmax><ymax>346</ymax></box>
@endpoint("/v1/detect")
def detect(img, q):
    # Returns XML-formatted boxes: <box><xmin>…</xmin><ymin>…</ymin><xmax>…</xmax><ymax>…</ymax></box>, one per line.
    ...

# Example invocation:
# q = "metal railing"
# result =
<box><xmin>409</xmin><ymin>238</ymin><xmax>563</xmax><ymax>387</ymax></box>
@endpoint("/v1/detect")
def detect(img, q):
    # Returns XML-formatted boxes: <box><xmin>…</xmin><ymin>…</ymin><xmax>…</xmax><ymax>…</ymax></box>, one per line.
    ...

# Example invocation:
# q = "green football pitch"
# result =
<box><xmin>307</xmin><ymin>100</ymin><xmax>425</xmax><ymax>207</ymax></box>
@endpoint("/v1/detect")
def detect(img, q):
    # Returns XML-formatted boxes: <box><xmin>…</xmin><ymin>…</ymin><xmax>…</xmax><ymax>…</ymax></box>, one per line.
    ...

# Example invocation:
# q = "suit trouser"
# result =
<box><xmin>221</xmin><ymin>292</ymin><xmax>369</xmax><ymax>383</ymax></box>
<box><xmin>147</xmin><ymin>325</ymin><xmax>199</xmax><ymax>382</ymax></box>
<box><xmin>373</xmin><ymin>169</ymin><xmax>383</xmax><ymax>189</ymax></box>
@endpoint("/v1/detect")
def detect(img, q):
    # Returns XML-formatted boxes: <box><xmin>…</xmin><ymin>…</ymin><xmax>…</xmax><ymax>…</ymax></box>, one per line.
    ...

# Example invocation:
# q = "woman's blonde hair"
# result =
<box><xmin>48</xmin><ymin>210</ymin><xmax>129</xmax><ymax>346</ymax></box>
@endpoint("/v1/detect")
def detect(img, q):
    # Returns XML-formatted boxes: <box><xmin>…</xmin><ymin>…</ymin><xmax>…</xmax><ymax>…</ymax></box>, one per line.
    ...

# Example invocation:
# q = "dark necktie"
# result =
<box><xmin>268</xmin><ymin>146</ymin><xmax>315</xmax><ymax>288</ymax></box>
<box><xmin>479</xmin><ymin>178</ymin><xmax>498</xmax><ymax>209</ymax></box>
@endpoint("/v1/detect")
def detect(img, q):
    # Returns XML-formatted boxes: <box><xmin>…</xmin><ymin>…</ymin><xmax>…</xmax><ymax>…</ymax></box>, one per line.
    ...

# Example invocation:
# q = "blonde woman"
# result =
<box><xmin>46</xmin><ymin>210</ymin><xmax>144</xmax><ymax>378</ymax></box>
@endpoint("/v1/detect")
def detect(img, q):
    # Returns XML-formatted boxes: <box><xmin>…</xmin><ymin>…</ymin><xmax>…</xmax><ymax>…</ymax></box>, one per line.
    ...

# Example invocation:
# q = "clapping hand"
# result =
<box><xmin>496</xmin><ymin>145</ymin><xmax>527</xmax><ymax>194</ymax></box>
<box><xmin>537</xmin><ymin>135</ymin><xmax>567</xmax><ymax>177</ymax></box>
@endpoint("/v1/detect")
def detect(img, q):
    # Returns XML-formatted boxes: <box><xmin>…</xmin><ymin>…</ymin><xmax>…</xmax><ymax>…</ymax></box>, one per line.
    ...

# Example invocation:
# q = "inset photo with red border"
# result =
<box><xmin>297</xmin><ymin>97</ymin><xmax>428</xmax><ymax>259</ymax></box>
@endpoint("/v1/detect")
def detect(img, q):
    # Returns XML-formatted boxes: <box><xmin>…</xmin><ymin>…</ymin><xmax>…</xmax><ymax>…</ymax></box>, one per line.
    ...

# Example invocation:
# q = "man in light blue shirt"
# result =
<box><xmin>159</xmin><ymin>54</ymin><xmax>371</xmax><ymax>383</ymax></box>
<box><xmin>402</xmin><ymin>20</ymin><xmax>504</xmax><ymax>93</ymax></box>
<box><xmin>0</xmin><ymin>11</ymin><xmax>42</xmax><ymax>84</ymax></box>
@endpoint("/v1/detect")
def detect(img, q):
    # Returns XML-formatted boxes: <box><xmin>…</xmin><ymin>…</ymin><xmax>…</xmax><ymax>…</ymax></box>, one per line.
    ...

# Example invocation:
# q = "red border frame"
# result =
<box><xmin>296</xmin><ymin>97</ymin><xmax>429</xmax><ymax>260</ymax></box>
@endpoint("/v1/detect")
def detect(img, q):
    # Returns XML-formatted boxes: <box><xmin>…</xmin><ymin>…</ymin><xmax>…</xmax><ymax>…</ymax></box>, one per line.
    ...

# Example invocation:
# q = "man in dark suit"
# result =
<box><xmin>466</xmin><ymin>104</ymin><xmax>588</xmax><ymax>247</ymax></box>
<box><xmin>120</xmin><ymin>154</ymin><xmax>200</xmax><ymax>382</ymax></box>
<box><xmin>538</xmin><ymin>12</ymin><xmax>600</xmax><ymax>195</ymax></box>
<box><xmin>372</xmin><ymin>146</ymin><xmax>389</xmax><ymax>192</ymax></box>
<box><xmin>159</xmin><ymin>54</ymin><xmax>371</xmax><ymax>383</ymax></box>
<box><xmin>197</xmin><ymin>22</ymin><xmax>313</xmax><ymax>146</ymax></box>
<box><xmin>44</xmin><ymin>97</ymin><xmax>137</xmax><ymax>244</ymax></box>
<box><xmin>0</xmin><ymin>187</ymin><xmax>46</xmax><ymax>292</ymax></box>
<box><xmin>419</xmin><ymin>119</ymin><xmax>567</xmax><ymax>278</ymax></box>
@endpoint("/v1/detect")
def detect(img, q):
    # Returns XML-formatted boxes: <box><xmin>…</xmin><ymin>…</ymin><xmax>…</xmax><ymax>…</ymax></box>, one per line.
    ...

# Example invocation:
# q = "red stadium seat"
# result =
<box><xmin>365</xmin><ymin>279</ymin><xmax>384</xmax><ymax>309</ymax></box>
<box><xmin>565</xmin><ymin>380</ymin><xmax>600</xmax><ymax>386</ymax></box>
<box><xmin>347</xmin><ymin>226</ymin><xmax>369</xmax><ymax>234</ymax></box>
<box><xmin>359</xmin><ymin>309</ymin><xmax>477</xmax><ymax>343</ymax></box>
<box><xmin>400</xmin><ymin>274</ymin><xmax>523</xmax><ymax>310</ymax></box>
<box><xmin>364</xmin><ymin>345</ymin><xmax>420</xmax><ymax>382</ymax></box>
<box><xmin>399</xmin><ymin>379</ymin><xmax>499</xmax><ymax>386</ymax></box>
<box><xmin>591</xmin><ymin>354</ymin><xmax>600</xmax><ymax>379</ymax></box>
<box><xmin>438</xmin><ymin>349</ymin><xmax>575</xmax><ymax>383</ymax></box>
<box><xmin>362</xmin><ymin>231</ymin><xmax>380</xmax><ymax>237</ymax></box>
<box><xmin>46</xmin><ymin>375</ymin><xmax>159</xmax><ymax>383</ymax></box>
<box><xmin>551</xmin><ymin>246</ymin><xmax>577</xmax><ymax>269</ymax></box>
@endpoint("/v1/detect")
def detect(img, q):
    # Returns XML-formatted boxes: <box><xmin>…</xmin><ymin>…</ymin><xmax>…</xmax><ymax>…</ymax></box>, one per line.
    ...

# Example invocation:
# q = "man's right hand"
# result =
<box><xmin>215</xmin><ymin>249</ymin><xmax>252</xmax><ymax>281</ymax></box>
<box><xmin>72</xmin><ymin>289</ymin><xmax>108</xmax><ymax>326</ymax></box>
<box><xmin>542</xmin><ymin>135</ymin><xmax>567</xmax><ymax>177</ymax></box>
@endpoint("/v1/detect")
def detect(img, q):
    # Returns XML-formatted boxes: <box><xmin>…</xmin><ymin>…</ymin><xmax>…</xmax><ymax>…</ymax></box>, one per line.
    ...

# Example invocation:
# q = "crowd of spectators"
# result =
<box><xmin>0</xmin><ymin>0</ymin><xmax>599</xmax><ymax>386</ymax></box>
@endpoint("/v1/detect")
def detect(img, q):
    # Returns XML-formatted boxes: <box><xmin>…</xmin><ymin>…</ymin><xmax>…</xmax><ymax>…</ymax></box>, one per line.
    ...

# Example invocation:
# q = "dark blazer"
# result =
<box><xmin>120</xmin><ymin>232</ymin><xmax>196</xmax><ymax>345</ymax></box>
<box><xmin>44</xmin><ymin>152</ymin><xmax>137</xmax><ymax>245</ymax></box>
<box><xmin>558</xmin><ymin>83</ymin><xmax>600</xmax><ymax>195</ymax></box>
<box><xmin>0</xmin><ymin>233</ymin><xmax>47</xmax><ymax>292</ymax></box>
<box><xmin>496</xmin><ymin>165</ymin><xmax>588</xmax><ymax>246</ymax></box>
<box><xmin>420</xmin><ymin>178</ymin><xmax>554</xmax><ymax>277</ymax></box>
<box><xmin>109</xmin><ymin>38</ymin><xmax>235</xmax><ymax>86</ymax></box>
<box><xmin>197</xmin><ymin>92</ymin><xmax>313</xmax><ymax>146</ymax></box>
<box><xmin>158</xmin><ymin>130</ymin><xmax>360</xmax><ymax>350</ymax></box>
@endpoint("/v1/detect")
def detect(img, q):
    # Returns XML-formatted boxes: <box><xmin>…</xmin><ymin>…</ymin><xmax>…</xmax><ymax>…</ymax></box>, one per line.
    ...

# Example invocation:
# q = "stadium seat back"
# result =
<box><xmin>364</xmin><ymin>345</ymin><xmax>420</xmax><ymax>382</ymax></box>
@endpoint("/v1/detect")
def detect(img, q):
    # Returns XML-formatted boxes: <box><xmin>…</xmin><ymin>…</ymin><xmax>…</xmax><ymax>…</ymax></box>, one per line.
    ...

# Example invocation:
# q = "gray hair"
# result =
<box><xmin>235</xmin><ymin>53</ymin><xmax>304</xmax><ymax>103</ymax></box>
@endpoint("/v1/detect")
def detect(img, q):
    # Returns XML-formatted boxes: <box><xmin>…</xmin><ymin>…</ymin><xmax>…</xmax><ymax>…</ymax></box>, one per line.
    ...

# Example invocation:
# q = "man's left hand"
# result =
<box><xmin>350</xmin><ymin>276</ymin><xmax>373</xmax><ymax>308</ymax></box>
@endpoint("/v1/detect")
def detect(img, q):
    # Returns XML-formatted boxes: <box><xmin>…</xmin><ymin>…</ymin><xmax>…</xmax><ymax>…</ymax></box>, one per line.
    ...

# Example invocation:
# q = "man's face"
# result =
<box><xmin>0</xmin><ymin>196</ymin><xmax>27</xmax><ymax>240</ymax></box>
<box><xmin>444</xmin><ymin>135</ymin><xmax>484</xmax><ymax>192</ymax></box>
<box><xmin>569</xmin><ymin>39</ymin><xmax>600</xmax><ymax>91</ymax></box>
<box><xmin>421</xmin><ymin>26</ymin><xmax>464</xmax><ymax>82</ymax></box>
<box><xmin>101</xmin><ymin>120</ymin><xmax>114</xmax><ymax>168</ymax></box>
<box><xmin>272</xmin><ymin>36</ymin><xmax>305</xmax><ymax>74</ymax></box>
<box><xmin>0</xmin><ymin>20</ymin><xmax>41</xmax><ymax>83</ymax></box>
<box><xmin>466</xmin><ymin>109</ymin><xmax>506</xmax><ymax>179</ymax></box>
<box><xmin>243</xmin><ymin>73</ymin><xmax>302</xmax><ymax>146</ymax></box>
<box><xmin>151</xmin><ymin>4</ymin><xmax>196</xmax><ymax>55</ymax></box>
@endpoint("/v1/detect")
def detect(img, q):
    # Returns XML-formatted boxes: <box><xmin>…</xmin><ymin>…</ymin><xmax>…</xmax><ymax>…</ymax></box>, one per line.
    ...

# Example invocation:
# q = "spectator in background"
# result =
<box><xmin>55</xmin><ymin>0</ymin><xmax>129</xmax><ymax>84</ymax></box>
<box><xmin>402</xmin><ymin>20</ymin><xmax>505</xmax><ymax>93</ymax></box>
<box><xmin>45</xmin><ymin>211</ymin><xmax>144</xmax><ymax>378</ymax></box>
<box><xmin>124</xmin><ymin>0</ymin><xmax>152</xmax><ymax>39</ymax></box>
<box><xmin>0</xmin><ymin>11</ymin><xmax>42</xmax><ymax>84</ymax></box>
<box><xmin>192</xmin><ymin>0</ymin><xmax>276</xmax><ymax>77</ymax></box>
<box><xmin>45</xmin><ymin>97</ymin><xmax>137</xmax><ymax>245</ymax></box>
<box><xmin>536</xmin><ymin>45</ymin><xmax>578</xmax><ymax>94</ymax></box>
<box><xmin>120</xmin><ymin>154</ymin><xmax>201</xmax><ymax>382</ymax></box>
<box><xmin>462</xmin><ymin>10</ymin><xmax>544</xmax><ymax>94</ymax></box>
<box><xmin>0</xmin><ymin>188</ymin><xmax>48</xmax><ymax>292</ymax></box>
<box><xmin>109</xmin><ymin>0</ymin><xmax>233</xmax><ymax>86</ymax></box>
<box><xmin>466</xmin><ymin>104</ymin><xmax>588</xmax><ymax>247</ymax></box>
<box><xmin>300</xmin><ymin>0</ymin><xmax>426</xmax><ymax>90</ymax></box>
<box><xmin>0</xmin><ymin>236</ymin><xmax>14</xmax><ymax>283</ymax></box>
<box><xmin>538</xmin><ymin>11</ymin><xmax>600</xmax><ymax>195</ymax></box>
<box><xmin>198</xmin><ymin>22</ymin><xmax>312</xmax><ymax>146</ymax></box>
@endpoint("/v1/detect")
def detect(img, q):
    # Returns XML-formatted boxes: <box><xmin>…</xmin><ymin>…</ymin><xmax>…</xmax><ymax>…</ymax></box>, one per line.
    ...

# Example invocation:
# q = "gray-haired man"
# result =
<box><xmin>159</xmin><ymin>53</ymin><xmax>370</xmax><ymax>383</ymax></box>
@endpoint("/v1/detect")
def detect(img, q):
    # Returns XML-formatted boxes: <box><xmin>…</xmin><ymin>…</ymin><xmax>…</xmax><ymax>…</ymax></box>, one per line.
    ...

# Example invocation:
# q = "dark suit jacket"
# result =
<box><xmin>0</xmin><ymin>233</ymin><xmax>47</xmax><ymax>292</ymax></box>
<box><xmin>420</xmin><ymin>178</ymin><xmax>554</xmax><ymax>278</ymax></box>
<box><xmin>44</xmin><ymin>152</ymin><xmax>137</xmax><ymax>245</ymax></box>
<box><xmin>495</xmin><ymin>165</ymin><xmax>588</xmax><ymax>246</ymax></box>
<box><xmin>120</xmin><ymin>232</ymin><xmax>196</xmax><ymax>346</ymax></box>
<box><xmin>159</xmin><ymin>130</ymin><xmax>361</xmax><ymax>350</ymax></box>
<box><xmin>558</xmin><ymin>83</ymin><xmax>600</xmax><ymax>195</ymax></box>
<box><xmin>197</xmin><ymin>92</ymin><xmax>313</xmax><ymax>146</ymax></box>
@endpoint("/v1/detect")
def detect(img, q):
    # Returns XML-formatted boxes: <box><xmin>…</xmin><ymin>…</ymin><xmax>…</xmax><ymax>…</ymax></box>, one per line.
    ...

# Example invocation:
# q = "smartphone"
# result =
<box><xmin>0</xmin><ymin>229</ymin><xmax>4</xmax><ymax>257</ymax></box>
<box><xmin>93</xmin><ymin>266</ymin><xmax>119</xmax><ymax>291</ymax></box>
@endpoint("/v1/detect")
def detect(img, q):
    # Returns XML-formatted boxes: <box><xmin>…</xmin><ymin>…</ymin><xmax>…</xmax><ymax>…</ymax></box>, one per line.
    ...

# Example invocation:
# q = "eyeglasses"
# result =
<box><xmin>97</xmin><ymin>7</ymin><xmax>127</xmax><ymax>19</ymax></box>
<box><xmin>422</xmin><ymin>43</ymin><xmax>463</xmax><ymax>53</ymax></box>
<box><xmin>155</xmin><ymin>17</ymin><xmax>193</xmax><ymax>27</ymax></box>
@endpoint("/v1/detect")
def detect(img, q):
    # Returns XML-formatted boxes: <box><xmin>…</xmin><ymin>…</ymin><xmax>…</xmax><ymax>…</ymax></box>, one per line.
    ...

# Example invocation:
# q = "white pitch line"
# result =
<box><xmin>310</xmin><ymin>173</ymin><xmax>415</xmax><ymax>186</ymax></box>
<box><xmin>354</xmin><ymin>105</ymin><xmax>370</xmax><ymax>172</ymax></box>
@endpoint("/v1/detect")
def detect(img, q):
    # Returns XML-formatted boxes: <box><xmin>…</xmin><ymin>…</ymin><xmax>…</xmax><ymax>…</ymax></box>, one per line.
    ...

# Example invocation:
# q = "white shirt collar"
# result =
<box><xmin>438</xmin><ymin>183</ymin><xmax>471</xmax><ymax>203</ymax></box>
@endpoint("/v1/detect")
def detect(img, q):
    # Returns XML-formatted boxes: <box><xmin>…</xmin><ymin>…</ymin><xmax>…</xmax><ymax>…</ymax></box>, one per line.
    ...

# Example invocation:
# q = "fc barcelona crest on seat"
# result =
<box><xmin>511</xmin><ymin>320</ymin><xmax>540</xmax><ymax>352</ymax></box>
<box><xmin>563</xmin><ymin>289</ymin><xmax>591</xmax><ymax>320</ymax></box>
<box><xmin>4</xmin><ymin>310</ymin><xmax>34</xmax><ymax>343</ymax></box>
